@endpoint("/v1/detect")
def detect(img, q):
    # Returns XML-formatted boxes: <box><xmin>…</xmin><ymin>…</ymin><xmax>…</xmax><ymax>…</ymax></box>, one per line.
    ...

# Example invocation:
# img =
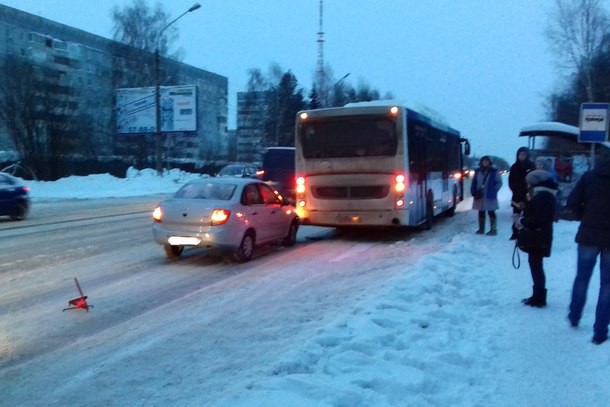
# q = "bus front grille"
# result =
<box><xmin>312</xmin><ymin>185</ymin><xmax>389</xmax><ymax>199</ymax></box>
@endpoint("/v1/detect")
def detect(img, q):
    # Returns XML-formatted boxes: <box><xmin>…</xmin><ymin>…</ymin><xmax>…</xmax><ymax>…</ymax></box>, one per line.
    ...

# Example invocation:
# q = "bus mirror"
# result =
<box><xmin>463</xmin><ymin>140</ymin><xmax>471</xmax><ymax>156</ymax></box>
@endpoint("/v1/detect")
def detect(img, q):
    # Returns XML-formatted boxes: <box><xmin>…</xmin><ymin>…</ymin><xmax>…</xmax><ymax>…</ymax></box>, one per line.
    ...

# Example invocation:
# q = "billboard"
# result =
<box><xmin>116</xmin><ymin>85</ymin><xmax>197</xmax><ymax>134</ymax></box>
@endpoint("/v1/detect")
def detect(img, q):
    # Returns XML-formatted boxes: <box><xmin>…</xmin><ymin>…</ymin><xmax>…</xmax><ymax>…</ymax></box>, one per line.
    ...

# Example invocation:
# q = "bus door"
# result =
<box><xmin>410</xmin><ymin>125</ymin><xmax>428</xmax><ymax>223</ymax></box>
<box><xmin>441</xmin><ymin>134</ymin><xmax>449</xmax><ymax>197</ymax></box>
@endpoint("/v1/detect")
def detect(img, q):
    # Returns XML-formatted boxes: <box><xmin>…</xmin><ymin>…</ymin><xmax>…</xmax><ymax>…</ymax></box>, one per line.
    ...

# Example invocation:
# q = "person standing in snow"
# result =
<box><xmin>566</xmin><ymin>149</ymin><xmax>610</xmax><ymax>345</ymax></box>
<box><xmin>508</xmin><ymin>147</ymin><xmax>535</xmax><ymax>240</ymax></box>
<box><xmin>515</xmin><ymin>170</ymin><xmax>558</xmax><ymax>307</ymax></box>
<box><xmin>535</xmin><ymin>157</ymin><xmax>558</xmax><ymax>182</ymax></box>
<box><xmin>471</xmin><ymin>155</ymin><xmax>503</xmax><ymax>235</ymax></box>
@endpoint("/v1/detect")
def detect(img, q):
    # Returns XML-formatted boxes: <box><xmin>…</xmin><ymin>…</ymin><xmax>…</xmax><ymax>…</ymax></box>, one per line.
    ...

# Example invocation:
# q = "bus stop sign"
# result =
<box><xmin>579</xmin><ymin>103</ymin><xmax>609</xmax><ymax>143</ymax></box>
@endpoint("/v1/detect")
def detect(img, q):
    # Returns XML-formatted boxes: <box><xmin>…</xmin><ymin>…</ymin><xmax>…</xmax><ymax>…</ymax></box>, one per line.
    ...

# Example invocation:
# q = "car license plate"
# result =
<box><xmin>168</xmin><ymin>236</ymin><xmax>201</xmax><ymax>246</ymax></box>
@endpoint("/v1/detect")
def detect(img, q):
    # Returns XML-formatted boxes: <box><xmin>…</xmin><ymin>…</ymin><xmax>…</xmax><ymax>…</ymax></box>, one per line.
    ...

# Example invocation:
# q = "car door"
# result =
<box><xmin>0</xmin><ymin>174</ymin><xmax>13</xmax><ymax>214</ymax></box>
<box><xmin>241</xmin><ymin>183</ymin><xmax>270</xmax><ymax>243</ymax></box>
<box><xmin>258</xmin><ymin>182</ymin><xmax>285</xmax><ymax>239</ymax></box>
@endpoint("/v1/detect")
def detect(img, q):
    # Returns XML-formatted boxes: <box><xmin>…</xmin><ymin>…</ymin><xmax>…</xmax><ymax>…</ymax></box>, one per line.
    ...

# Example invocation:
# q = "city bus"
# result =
<box><xmin>294</xmin><ymin>101</ymin><xmax>470</xmax><ymax>229</ymax></box>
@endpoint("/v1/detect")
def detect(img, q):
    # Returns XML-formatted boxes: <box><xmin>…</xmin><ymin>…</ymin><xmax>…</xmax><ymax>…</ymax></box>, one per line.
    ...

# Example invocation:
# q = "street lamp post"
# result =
<box><xmin>325</xmin><ymin>73</ymin><xmax>350</xmax><ymax>107</ymax></box>
<box><xmin>155</xmin><ymin>3</ymin><xmax>201</xmax><ymax>176</ymax></box>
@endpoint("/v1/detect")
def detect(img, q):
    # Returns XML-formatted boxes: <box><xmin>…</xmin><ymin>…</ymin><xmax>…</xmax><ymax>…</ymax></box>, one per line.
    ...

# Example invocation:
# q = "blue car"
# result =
<box><xmin>0</xmin><ymin>173</ymin><xmax>30</xmax><ymax>220</ymax></box>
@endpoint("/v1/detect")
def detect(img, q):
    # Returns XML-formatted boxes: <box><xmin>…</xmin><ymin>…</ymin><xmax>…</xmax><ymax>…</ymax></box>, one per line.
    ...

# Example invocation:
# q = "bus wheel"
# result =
<box><xmin>425</xmin><ymin>201</ymin><xmax>434</xmax><ymax>230</ymax></box>
<box><xmin>446</xmin><ymin>189</ymin><xmax>458</xmax><ymax>217</ymax></box>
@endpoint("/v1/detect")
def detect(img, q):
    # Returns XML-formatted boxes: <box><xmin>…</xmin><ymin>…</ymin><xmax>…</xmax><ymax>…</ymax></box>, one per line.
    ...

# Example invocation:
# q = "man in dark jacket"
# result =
<box><xmin>509</xmin><ymin>147</ymin><xmax>535</xmax><ymax>240</ymax></box>
<box><xmin>567</xmin><ymin>149</ymin><xmax>610</xmax><ymax>345</ymax></box>
<box><xmin>515</xmin><ymin>169</ymin><xmax>558</xmax><ymax>307</ymax></box>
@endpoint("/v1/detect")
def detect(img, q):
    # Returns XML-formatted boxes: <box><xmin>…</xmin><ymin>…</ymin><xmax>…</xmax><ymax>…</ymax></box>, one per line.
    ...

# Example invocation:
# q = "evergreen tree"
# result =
<box><xmin>309</xmin><ymin>86</ymin><xmax>321</xmax><ymax>109</ymax></box>
<box><xmin>264</xmin><ymin>71</ymin><xmax>305</xmax><ymax>147</ymax></box>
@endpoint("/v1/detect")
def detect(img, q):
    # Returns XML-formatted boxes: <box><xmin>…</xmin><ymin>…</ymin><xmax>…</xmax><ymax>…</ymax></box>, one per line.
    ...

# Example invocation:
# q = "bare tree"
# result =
<box><xmin>111</xmin><ymin>1</ymin><xmax>189</xmax><ymax>167</ymax></box>
<box><xmin>546</xmin><ymin>0</ymin><xmax>610</xmax><ymax>101</ymax></box>
<box><xmin>111</xmin><ymin>0</ymin><xmax>182</xmax><ymax>59</ymax></box>
<box><xmin>0</xmin><ymin>54</ymin><xmax>91</xmax><ymax>179</ymax></box>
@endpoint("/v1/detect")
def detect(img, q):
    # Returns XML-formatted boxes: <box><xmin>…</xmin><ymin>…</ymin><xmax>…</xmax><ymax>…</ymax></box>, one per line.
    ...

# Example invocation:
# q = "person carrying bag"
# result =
<box><xmin>471</xmin><ymin>155</ymin><xmax>502</xmax><ymax>235</ymax></box>
<box><xmin>514</xmin><ymin>169</ymin><xmax>558</xmax><ymax>307</ymax></box>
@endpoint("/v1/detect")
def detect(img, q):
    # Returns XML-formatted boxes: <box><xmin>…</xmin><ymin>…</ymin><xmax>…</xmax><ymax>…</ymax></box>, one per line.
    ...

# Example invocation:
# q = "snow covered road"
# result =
<box><xmin>1</xmin><ymin>196</ymin><xmax>437</xmax><ymax>405</ymax></box>
<box><xmin>2</xmin><ymin>192</ymin><xmax>610</xmax><ymax>406</ymax></box>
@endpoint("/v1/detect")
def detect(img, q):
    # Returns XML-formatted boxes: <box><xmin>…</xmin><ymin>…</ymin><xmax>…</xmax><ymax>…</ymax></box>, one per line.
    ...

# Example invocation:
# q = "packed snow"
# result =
<box><xmin>22</xmin><ymin>167</ymin><xmax>206</xmax><ymax>200</ymax></box>
<box><xmin>4</xmin><ymin>168</ymin><xmax>610</xmax><ymax>406</ymax></box>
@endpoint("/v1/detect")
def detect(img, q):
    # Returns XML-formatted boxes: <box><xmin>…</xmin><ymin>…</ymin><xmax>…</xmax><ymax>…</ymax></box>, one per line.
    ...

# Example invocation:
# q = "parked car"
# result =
<box><xmin>152</xmin><ymin>178</ymin><xmax>299</xmax><ymax>262</ymax></box>
<box><xmin>217</xmin><ymin>163</ymin><xmax>261</xmax><ymax>178</ymax></box>
<box><xmin>260</xmin><ymin>147</ymin><xmax>295</xmax><ymax>203</ymax></box>
<box><xmin>0</xmin><ymin>173</ymin><xmax>30</xmax><ymax>221</ymax></box>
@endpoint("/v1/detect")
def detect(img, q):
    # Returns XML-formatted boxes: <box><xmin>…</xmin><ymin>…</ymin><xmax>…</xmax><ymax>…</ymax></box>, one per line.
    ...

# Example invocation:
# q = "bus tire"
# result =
<box><xmin>445</xmin><ymin>188</ymin><xmax>458</xmax><ymax>217</ymax></box>
<box><xmin>424</xmin><ymin>200</ymin><xmax>434</xmax><ymax>230</ymax></box>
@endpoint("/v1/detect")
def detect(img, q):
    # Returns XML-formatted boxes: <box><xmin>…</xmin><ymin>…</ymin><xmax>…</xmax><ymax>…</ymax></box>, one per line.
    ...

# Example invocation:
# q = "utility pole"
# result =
<box><xmin>155</xmin><ymin>3</ymin><xmax>201</xmax><ymax>176</ymax></box>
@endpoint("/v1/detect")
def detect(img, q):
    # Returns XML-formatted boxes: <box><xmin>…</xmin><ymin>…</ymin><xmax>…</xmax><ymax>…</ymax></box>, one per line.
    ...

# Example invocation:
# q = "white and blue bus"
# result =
<box><xmin>294</xmin><ymin>101</ymin><xmax>470</xmax><ymax>229</ymax></box>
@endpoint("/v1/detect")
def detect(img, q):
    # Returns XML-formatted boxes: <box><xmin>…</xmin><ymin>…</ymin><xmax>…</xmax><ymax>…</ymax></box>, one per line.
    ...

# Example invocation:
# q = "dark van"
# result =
<box><xmin>261</xmin><ymin>147</ymin><xmax>295</xmax><ymax>202</ymax></box>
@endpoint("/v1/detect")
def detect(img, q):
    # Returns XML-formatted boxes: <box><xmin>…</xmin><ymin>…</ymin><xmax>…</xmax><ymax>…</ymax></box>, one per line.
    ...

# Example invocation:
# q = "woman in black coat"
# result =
<box><xmin>508</xmin><ymin>147</ymin><xmax>535</xmax><ymax>239</ymax></box>
<box><xmin>515</xmin><ymin>169</ymin><xmax>558</xmax><ymax>307</ymax></box>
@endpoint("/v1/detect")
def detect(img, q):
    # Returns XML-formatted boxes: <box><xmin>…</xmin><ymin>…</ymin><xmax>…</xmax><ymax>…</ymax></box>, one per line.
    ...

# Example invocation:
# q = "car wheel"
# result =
<box><xmin>10</xmin><ymin>202</ymin><xmax>28</xmax><ymax>221</ymax></box>
<box><xmin>282</xmin><ymin>220</ymin><xmax>299</xmax><ymax>247</ymax></box>
<box><xmin>163</xmin><ymin>244</ymin><xmax>184</xmax><ymax>259</ymax></box>
<box><xmin>234</xmin><ymin>231</ymin><xmax>255</xmax><ymax>262</ymax></box>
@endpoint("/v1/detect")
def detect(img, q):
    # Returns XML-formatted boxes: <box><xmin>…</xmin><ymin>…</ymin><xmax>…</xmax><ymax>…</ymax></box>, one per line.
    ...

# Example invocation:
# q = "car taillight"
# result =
<box><xmin>452</xmin><ymin>171</ymin><xmax>463</xmax><ymax>180</ymax></box>
<box><xmin>22</xmin><ymin>186</ymin><xmax>30</xmax><ymax>192</ymax></box>
<box><xmin>152</xmin><ymin>206</ymin><xmax>162</xmax><ymax>222</ymax></box>
<box><xmin>211</xmin><ymin>209</ymin><xmax>231</xmax><ymax>225</ymax></box>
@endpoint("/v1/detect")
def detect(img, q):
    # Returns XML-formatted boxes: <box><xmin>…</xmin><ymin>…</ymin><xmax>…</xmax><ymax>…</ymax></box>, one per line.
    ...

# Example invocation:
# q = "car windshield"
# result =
<box><xmin>175</xmin><ymin>182</ymin><xmax>236</xmax><ymax>200</ymax></box>
<box><xmin>218</xmin><ymin>165</ymin><xmax>245</xmax><ymax>177</ymax></box>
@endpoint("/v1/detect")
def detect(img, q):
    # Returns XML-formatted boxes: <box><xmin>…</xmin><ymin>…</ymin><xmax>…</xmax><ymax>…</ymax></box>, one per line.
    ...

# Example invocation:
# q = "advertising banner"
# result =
<box><xmin>116</xmin><ymin>85</ymin><xmax>197</xmax><ymax>134</ymax></box>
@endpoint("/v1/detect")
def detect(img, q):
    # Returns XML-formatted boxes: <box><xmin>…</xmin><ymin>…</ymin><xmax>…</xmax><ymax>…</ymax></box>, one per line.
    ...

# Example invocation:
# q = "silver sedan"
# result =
<box><xmin>152</xmin><ymin>177</ymin><xmax>299</xmax><ymax>262</ymax></box>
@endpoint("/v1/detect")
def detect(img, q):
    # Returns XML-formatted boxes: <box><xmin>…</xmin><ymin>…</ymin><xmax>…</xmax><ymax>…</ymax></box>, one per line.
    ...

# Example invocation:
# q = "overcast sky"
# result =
<box><xmin>0</xmin><ymin>0</ymin><xmax>581</xmax><ymax>161</ymax></box>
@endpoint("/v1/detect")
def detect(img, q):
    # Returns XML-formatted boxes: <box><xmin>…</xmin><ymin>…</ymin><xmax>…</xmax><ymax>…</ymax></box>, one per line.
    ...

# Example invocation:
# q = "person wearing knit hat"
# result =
<box><xmin>471</xmin><ymin>155</ymin><xmax>503</xmax><ymax>235</ymax></box>
<box><xmin>567</xmin><ymin>148</ymin><xmax>610</xmax><ymax>345</ymax></box>
<box><xmin>515</xmin><ymin>169</ymin><xmax>558</xmax><ymax>307</ymax></box>
<box><xmin>526</xmin><ymin>169</ymin><xmax>552</xmax><ymax>186</ymax></box>
<box><xmin>508</xmin><ymin>147</ymin><xmax>535</xmax><ymax>240</ymax></box>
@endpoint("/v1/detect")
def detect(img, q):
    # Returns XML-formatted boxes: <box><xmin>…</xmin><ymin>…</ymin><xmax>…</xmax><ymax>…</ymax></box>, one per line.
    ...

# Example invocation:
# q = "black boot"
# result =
<box><xmin>509</xmin><ymin>225</ymin><xmax>517</xmax><ymax>240</ymax></box>
<box><xmin>522</xmin><ymin>287</ymin><xmax>546</xmax><ymax>308</ymax></box>
<box><xmin>476</xmin><ymin>213</ymin><xmax>485</xmax><ymax>234</ymax></box>
<box><xmin>486</xmin><ymin>217</ymin><xmax>497</xmax><ymax>236</ymax></box>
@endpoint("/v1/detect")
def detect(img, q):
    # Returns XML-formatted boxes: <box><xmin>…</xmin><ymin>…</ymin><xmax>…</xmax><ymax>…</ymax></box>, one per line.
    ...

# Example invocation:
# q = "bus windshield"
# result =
<box><xmin>300</xmin><ymin>117</ymin><xmax>397</xmax><ymax>159</ymax></box>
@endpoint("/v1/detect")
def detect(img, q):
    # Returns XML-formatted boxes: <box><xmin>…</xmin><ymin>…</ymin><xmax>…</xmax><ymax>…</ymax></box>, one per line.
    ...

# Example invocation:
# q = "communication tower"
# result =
<box><xmin>316</xmin><ymin>0</ymin><xmax>326</xmax><ymax>106</ymax></box>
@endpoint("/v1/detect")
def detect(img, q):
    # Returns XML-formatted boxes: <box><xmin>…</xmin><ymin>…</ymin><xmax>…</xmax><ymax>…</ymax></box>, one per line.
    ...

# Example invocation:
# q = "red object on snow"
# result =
<box><xmin>63</xmin><ymin>277</ymin><xmax>93</xmax><ymax>312</ymax></box>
